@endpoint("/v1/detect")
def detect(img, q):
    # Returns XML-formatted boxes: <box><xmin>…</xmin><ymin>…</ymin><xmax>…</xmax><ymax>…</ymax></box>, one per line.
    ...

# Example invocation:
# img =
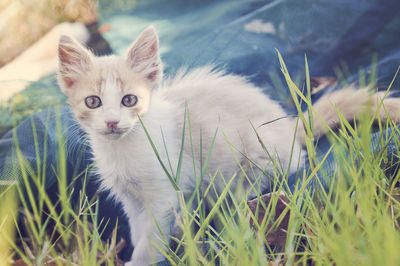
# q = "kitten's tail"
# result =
<box><xmin>296</xmin><ymin>87</ymin><xmax>400</xmax><ymax>145</ymax></box>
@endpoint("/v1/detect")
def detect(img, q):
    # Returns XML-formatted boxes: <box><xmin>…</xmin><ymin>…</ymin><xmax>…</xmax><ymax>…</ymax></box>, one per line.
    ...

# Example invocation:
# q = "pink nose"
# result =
<box><xmin>106</xmin><ymin>120</ymin><xmax>119</xmax><ymax>130</ymax></box>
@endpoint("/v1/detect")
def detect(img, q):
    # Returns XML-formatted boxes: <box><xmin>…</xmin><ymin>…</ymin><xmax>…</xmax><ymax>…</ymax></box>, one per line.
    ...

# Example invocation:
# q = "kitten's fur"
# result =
<box><xmin>58</xmin><ymin>26</ymin><xmax>400</xmax><ymax>265</ymax></box>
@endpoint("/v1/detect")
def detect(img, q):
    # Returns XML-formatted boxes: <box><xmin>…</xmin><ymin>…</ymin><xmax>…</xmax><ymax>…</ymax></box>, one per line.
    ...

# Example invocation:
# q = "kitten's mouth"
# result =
<box><xmin>101</xmin><ymin>128</ymin><xmax>128</xmax><ymax>137</ymax></box>
<box><xmin>104</xmin><ymin>130</ymin><xmax>123</xmax><ymax>135</ymax></box>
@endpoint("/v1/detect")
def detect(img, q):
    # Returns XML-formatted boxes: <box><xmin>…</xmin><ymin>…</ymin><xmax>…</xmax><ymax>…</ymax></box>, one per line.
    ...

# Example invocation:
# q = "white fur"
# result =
<box><xmin>89</xmin><ymin>67</ymin><xmax>302</xmax><ymax>265</ymax></box>
<box><xmin>58</xmin><ymin>27</ymin><xmax>303</xmax><ymax>265</ymax></box>
<box><xmin>297</xmin><ymin>87</ymin><xmax>400</xmax><ymax>144</ymax></box>
<box><xmin>90</xmin><ymin>96</ymin><xmax>182</xmax><ymax>265</ymax></box>
<box><xmin>58</xmin><ymin>26</ymin><xmax>400</xmax><ymax>265</ymax></box>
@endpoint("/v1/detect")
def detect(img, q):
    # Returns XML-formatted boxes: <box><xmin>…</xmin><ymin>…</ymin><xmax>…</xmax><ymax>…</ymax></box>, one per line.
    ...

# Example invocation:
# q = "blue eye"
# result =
<box><xmin>85</xmin><ymin>96</ymin><xmax>102</xmax><ymax>109</ymax></box>
<box><xmin>122</xmin><ymin>94</ymin><xmax>138</xmax><ymax>107</ymax></box>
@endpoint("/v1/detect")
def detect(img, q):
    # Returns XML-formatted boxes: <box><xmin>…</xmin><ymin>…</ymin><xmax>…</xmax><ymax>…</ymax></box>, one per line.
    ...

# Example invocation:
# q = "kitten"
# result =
<box><xmin>57</xmin><ymin>26</ymin><xmax>400</xmax><ymax>265</ymax></box>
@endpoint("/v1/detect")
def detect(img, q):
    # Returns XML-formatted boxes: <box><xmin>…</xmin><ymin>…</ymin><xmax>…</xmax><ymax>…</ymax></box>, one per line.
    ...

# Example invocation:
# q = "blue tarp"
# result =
<box><xmin>1</xmin><ymin>0</ymin><xmax>400</xmax><ymax>262</ymax></box>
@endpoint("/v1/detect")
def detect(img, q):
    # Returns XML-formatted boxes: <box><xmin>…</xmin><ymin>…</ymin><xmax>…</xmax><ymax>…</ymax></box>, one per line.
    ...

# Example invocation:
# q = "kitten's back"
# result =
<box><xmin>157</xmin><ymin>67</ymin><xmax>302</xmax><ymax>185</ymax></box>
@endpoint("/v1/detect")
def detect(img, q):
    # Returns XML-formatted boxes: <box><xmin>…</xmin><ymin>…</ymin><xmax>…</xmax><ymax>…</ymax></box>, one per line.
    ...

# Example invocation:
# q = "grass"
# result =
<box><xmin>1</xmin><ymin>57</ymin><xmax>400</xmax><ymax>265</ymax></box>
<box><xmin>0</xmin><ymin>107</ymin><xmax>125</xmax><ymax>265</ymax></box>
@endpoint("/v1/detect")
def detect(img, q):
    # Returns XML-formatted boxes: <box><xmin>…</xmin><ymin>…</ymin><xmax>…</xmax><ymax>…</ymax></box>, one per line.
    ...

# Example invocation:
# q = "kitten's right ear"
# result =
<box><xmin>58</xmin><ymin>35</ymin><xmax>92</xmax><ymax>91</ymax></box>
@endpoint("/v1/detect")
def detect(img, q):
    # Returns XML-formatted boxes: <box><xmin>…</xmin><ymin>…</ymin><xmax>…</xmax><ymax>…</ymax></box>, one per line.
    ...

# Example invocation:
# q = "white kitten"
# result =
<box><xmin>57</xmin><ymin>26</ymin><xmax>400</xmax><ymax>265</ymax></box>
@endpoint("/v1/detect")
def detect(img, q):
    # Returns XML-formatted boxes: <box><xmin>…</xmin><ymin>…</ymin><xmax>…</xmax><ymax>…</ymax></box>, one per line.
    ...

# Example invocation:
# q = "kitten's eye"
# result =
<box><xmin>121</xmin><ymin>94</ymin><xmax>138</xmax><ymax>107</ymax></box>
<box><xmin>85</xmin><ymin>96</ymin><xmax>102</xmax><ymax>109</ymax></box>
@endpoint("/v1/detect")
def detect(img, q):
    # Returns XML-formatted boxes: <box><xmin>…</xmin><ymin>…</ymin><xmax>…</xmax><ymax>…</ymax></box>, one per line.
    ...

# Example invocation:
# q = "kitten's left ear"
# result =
<box><xmin>125</xmin><ymin>26</ymin><xmax>163</xmax><ymax>88</ymax></box>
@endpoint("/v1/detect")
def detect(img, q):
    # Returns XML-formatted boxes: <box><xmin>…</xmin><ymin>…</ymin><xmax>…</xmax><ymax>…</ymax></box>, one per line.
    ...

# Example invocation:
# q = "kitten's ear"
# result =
<box><xmin>58</xmin><ymin>35</ymin><xmax>92</xmax><ymax>91</ymax></box>
<box><xmin>125</xmin><ymin>26</ymin><xmax>162</xmax><ymax>87</ymax></box>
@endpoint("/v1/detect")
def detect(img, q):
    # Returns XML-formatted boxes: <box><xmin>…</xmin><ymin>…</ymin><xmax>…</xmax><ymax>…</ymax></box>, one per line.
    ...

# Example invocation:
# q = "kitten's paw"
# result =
<box><xmin>124</xmin><ymin>261</ymin><xmax>135</xmax><ymax>266</ymax></box>
<box><xmin>124</xmin><ymin>258</ymin><xmax>148</xmax><ymax>266</ymax></box>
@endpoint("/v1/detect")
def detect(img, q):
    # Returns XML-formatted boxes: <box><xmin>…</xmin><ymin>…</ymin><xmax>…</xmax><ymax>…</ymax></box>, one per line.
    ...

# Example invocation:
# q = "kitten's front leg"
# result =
<box><xmin>126</xmin><ymin>200</ymin><xmax>176</xmax><ymax>266</ymax></box>
<box><xmin>126</xmin><ymin>234</ymin><xmax>150</xmax><ymax>266</ymax></box>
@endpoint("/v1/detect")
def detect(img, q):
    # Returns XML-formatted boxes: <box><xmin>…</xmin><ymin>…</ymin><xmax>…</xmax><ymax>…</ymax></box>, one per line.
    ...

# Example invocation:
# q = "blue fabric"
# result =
<box><xmin>1</xmin><ymin>0</ymin><xmax>400</xmax><ymax>263</ymax></box>
<box><xmin>101</xmin><ymin>0</ymin><xmax>400</xmax><ymax>106</ymax></box>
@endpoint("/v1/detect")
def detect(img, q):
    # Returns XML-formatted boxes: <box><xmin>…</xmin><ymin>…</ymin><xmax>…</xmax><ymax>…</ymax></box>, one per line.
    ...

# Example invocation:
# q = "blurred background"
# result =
<box><xmin>0</xmin><ymin>0</ymin><xmax>95</xmax><ymax>67</ymax></box>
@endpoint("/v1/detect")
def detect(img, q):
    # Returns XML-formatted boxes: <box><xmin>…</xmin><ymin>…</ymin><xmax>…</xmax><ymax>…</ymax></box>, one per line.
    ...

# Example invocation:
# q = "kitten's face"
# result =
<box><xmin>57</xmin><ymin>26</ymin><xmax>162</xmax><ymax>139</ymax></box>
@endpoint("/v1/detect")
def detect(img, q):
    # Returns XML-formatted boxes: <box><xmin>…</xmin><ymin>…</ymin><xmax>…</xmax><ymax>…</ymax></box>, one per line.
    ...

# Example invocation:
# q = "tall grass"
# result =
<box><xmin>1</xmin><ymin>57</ymin><xmax>400</xmax><ymax>265</ymax></box>
<box><xmin>0</xmin><ymin>108</ymin><xmax>123</xmax><ymax>265</ymax></box>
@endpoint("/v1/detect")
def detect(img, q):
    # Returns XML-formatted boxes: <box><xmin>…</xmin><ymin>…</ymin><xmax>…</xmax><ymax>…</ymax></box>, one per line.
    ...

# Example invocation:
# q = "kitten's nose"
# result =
<box><xmin>106</xmin><ymin>120</ymin><xmax>119</xmax><ymax>130</ymax></box>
